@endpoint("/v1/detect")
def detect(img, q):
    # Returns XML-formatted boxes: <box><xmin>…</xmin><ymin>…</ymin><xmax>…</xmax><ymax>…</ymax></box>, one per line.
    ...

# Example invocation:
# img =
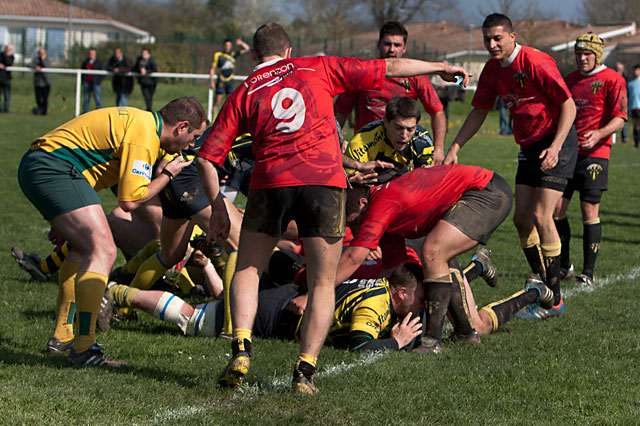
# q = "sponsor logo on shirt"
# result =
<box><xmin>131</xmin><ymin>160</ymin><xmax>152</xmax><ymax>181</ymax></box>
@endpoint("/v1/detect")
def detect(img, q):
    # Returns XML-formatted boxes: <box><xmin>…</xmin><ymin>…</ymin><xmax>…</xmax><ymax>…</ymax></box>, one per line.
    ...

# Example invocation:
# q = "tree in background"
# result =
<box><xmin>582</xmin><ymin>0</ymin><xmax>640</xmax><ymax>25</ymax></box>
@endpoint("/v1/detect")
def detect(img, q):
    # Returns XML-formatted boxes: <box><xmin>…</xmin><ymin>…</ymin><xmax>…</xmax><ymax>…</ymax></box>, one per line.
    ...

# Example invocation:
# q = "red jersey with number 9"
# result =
<box><xmin>198</xmin><ymin>56</ymin><xmax>386</xmax><ymax>189</ymax></box>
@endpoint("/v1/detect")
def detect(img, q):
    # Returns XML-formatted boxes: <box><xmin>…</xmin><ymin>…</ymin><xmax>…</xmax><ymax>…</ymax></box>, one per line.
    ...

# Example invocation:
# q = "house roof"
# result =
<box><xmin>0</xmin><ymin>0</ymin><xmax>149</xmax><ymax>37</ymax></box>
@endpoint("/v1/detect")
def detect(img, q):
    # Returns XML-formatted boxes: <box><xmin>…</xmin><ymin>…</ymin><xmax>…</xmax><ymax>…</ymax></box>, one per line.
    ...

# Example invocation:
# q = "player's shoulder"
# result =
<box><xmin>356</xmin><ymin>119</ymin><xmax>384</xmax><ymax>136</ymax></box>
<box><xmin>412</xmin><ymin>125</ymin><xmax>433</xmax><ymax>146</ymax></box>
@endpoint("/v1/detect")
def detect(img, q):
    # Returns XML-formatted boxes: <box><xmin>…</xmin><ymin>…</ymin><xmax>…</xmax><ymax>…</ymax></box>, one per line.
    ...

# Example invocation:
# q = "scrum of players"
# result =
<box><xmin>13</xmin><ymin>14</ymin><xmax>626</xmax><ymax>394</ymax></box>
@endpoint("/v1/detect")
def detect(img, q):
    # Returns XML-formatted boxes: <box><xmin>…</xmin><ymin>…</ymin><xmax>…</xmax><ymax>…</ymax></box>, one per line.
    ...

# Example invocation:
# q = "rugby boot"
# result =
<box><xmin>471</xmin><ymin>247</ymin><xmax>499</xmax><ymax>287</ymax></box>
<box><xmin>45</xmin><ymin>337</ymin><xmax>74</xmax><ymax>354</ymax></box>
<box><xmin>576</xmin><ymin>274</ymin><xmax>595</xmax><ymax>287</ymax></box>
<box><xmin>68</xmin><ymin>344</ymin><xmax>127</xmax><ymax>367</ymax></box>
<box><xmin>218</xmin><ymin>339</ymin><xmax>251</xmax><ymax>388</ymax></box>
<box><xmin>524</xmin><ymin>274</ymin><xmax>554</xmax><ymax>309</ymax></box>
<box><xmin>11</xmin><ymin>246</ymin><xmax>50</xmax><ymax>282</ymax></box>
<box><xmin>291</xmin><ymin>360</ymin><xmax>319</xmax><ymax>394</ymax></box>
<box><xmin>412</xmin><ymin>336</ymin><xmax>443</xmax><ymax>354</ymax></box>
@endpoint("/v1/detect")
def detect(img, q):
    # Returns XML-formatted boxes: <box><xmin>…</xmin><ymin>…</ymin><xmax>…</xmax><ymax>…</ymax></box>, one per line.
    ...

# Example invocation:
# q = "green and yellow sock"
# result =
<box><xmin>130</xmin><ymin>251</ymin><xmax>169</xmax><ymax>290</ymax></box>
<box><xmin>74</xmin><ymin>271</ymin><xmax>108</xmax><ymax>353</ymax></box>
<box><xmin>122</xmin><ymin>239</ymin><xmax>161</xmax><ymax>275</ymax></box>
<box><xmin>109</xmin><ymin>284</ymin><xmax>140</xmax><ymax>308</ymax></box>
<box><xmin>53</xmin><ymin>259</ymin><xmax>79</xmax><ymax>343</ymax></box>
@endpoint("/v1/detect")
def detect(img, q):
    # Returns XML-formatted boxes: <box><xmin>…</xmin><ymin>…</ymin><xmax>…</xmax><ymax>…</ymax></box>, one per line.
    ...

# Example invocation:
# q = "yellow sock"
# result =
<box><xmin>223</xmin><ymin>250</ymin><xmax>237</xmax><ymax>335</ymax></box>
<box><xmin>176</xmin><ymin>267</ymin><xmax>196</xmax><ymax>295</ymax></box>
<box><xmin>233</xmin><ymin>328</ymin><xmax>252</xmax><ymax>343</ymax></box>
<box><xmin>130</xmin><ymin>252</ymin><xmax>169</xmax><ymax>290</ymax></box>
<box><xmin>74</xmin><ymin>271</ymin><xmax>108</xmax><ymax>353</ymax></box>
<box><xmin>53</xmin><ymin>259</ymin><xmax>80</xmax><ymax>343</ymax></box>
<box><xmin>122</xmin><ymin>239</ymin><xmax>161</xmax><ymax>275</ymax></box>
<box><xmin>541</xmin><ymin>241</ymin><xmax>562</xmax><ymax>257</ymax></box>
<box><xmin>109</xmin><ymin>284</ymin><xmax>139</xmax><ymax>308</ymax></box>
<box><xmin>297</xmin><ymin>353</ymin><xmax>317</xmax><ymax>369</ymax></box>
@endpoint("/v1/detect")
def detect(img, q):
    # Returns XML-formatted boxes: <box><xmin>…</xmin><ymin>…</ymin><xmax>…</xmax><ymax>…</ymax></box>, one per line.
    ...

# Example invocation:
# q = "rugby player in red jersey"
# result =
<box><xmin>335</xmin><ymin>165</ymin><xmax>524</xmax><ymax>353</ymax></box>
<box><xmin>553</xmin><ymin>33</ymin><xmax>627</xmax><ymax>288</ymax></box>
<box><xmin>197</xmin><ymin>23</ymin><xmax>471</xmax><ymax>393</ymax></box>
<box><xmin>335</xmin><ymin>21</ymin><xmax>447</xmax><ymax>164</ymax></box>
<box><xmin>444</xmin><ymin>13</ymin><xmax>577</xmax><ymax>319</ymax></box>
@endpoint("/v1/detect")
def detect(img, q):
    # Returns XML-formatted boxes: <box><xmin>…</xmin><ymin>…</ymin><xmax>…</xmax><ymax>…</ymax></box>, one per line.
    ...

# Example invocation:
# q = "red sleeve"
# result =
<box><xmin>198</xmin><ymin>97</ymin><xmax>241</xmax><ymax>166</ymax></box>
<box><xmin>413</xmin><ymin>76</ymin><xmax>443</xmax><ymax>115</ymax></box>
<box><xmin>334</xmin><ymin>92</ymin><xmax>358</xmax><ymax>116</ymax></box>
<box><xmin>472</xmin><ymin>62</ymin><xmax>499</xmax><ymax>110</ymax></box>
<box><xmin>325</xmin><ymin>57</ymin><xmax>386</xmax><ymax>97</ymax></box>
<box><xmin>350</xmin><ymin>196</ymin><xmax>399</xmax><ymax>250</ymax></box>
<box><xmin>609</xmin><ymin>74</ymin><xmax>628</xmax><ymax>120</ymax></box>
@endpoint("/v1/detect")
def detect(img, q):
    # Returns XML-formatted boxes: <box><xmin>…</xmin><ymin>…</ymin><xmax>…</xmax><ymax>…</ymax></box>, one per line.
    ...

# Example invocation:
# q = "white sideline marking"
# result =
<box><xmin>151</xmin><ymin>351</ymin><xmax>386</xmax><ymax>423</ymax></box>
<box><xmin>562</xmin><ymin>266</ymin><xmax>640</xmax><ymax>299</ymax></box>
<box><xmin>152</xmin><ymin>267</ymin><xmax>639</xmax><ymax>422</ymax></box>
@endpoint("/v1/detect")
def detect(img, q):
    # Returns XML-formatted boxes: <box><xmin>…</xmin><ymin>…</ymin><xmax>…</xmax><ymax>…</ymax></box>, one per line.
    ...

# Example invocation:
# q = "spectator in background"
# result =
<box><xmin>496</xmin><ymin>96</ymin><xmax>513</xmax><ymax>135</ymax></box>
<box><xmin>209</xmin><ymin>38</ymin><xmax>250</xmax><ymax>117</ymax></box>
<box><xmin>134</xmin><ymin>47</ymin><xmax>158</xmax><ymax>111</ymax></box>
<box><xmin>0</xmin><ymin>44</ymin><xmax>14</xmax><ymax>113</ymax></box>
<box><xmin>81</xmin><ymin>48</ymin><xmax>104</xmax><ymax>113</ymax></box>
<box><xmin>107</xmin><ymin>47</ymin><xmax>134</xmax><ymax>107</ymax></box>
<box><xmin>31</xmin><ymin>48</ymin><xmax>51</xmax><ymax>115</ymax></box>
<box><xmin>628</xmin><ymin>64</ymin><xmax>640</xmax><ymax>149</ymax></box>
<box><xmin>615</xmin><ymin>62</ymin><xmax>630</xmax><ymax>143</ymax></box>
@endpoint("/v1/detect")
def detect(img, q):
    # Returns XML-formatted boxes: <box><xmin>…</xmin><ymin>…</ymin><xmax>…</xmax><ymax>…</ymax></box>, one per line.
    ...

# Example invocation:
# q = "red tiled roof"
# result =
<box><xmin>0</xmin><ymin>0</ymin><xmax>115</xmax><ymax>22</ymax></box>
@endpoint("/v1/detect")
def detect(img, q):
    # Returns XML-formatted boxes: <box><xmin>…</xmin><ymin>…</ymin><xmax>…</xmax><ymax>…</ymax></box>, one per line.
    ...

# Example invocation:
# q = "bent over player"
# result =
<box><xmin>18</xmin><ymin>99</ymin><xmax>207</xmax><ymax>366</ymax></box>
<box><xmin>445</xmin><ymin>13</ymin><xmax>577</xmax><ymax>319</ymax></box>
<box><xmin>197</xmin><ymin>23</ymin><xmax>471</xmax><ymax>393</ymax></box>
<box><xmin>553</xmin><ymin>33</ymin><xmax>627</xmax><ymax>288</ymax></box>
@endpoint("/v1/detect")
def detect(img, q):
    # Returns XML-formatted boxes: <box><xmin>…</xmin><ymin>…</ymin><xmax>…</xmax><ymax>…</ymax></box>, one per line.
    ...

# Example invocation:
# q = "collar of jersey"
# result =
<box><xmin>500</xmin><ymin>43</ymin><xmax>521</xmax><ymax>68</ymax></box>
<box><xmin>580</xmin><ymin>65</ymin><xmax>606</xmax><ymax>77</ymax></box>
<box><xmin>253</xmin><ymin>57</ymin><xmax>284</xmax><ymax>72</ymax></box>
<box><xmin>152</xmin><ymin>111</ymin><xmax>162</xmax><ymax>139</ymax></box>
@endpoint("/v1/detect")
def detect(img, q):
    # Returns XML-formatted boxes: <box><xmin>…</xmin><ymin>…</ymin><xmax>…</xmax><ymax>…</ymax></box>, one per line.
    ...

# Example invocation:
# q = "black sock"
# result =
<box><xmin>232</xmin><ymin>338</ymin><xmax>252</xmax><ymax>356</ymax></box>
<box><xmin>423</xmin><ymin>279</ymin><xmax>452</xmax><ymax>341</ymax></box>
<box><xmin>523</xmin><ymin>245</ymin><xmax>546</xmax><ymax>279</ymax></box>
<box><xmin>448</xmin><ymin>268</ymin><xmax>474</xmax><ymax>336</ymax></box>
<box><xmin>554</xmin><ymin>217</ymin><xmax>571</xmax><ymax>269</ymax></box>
<box><xmin>582</xmin><ymin>221</ymin><xmax>602</xmax><ymax>278</ymax></box>
<box><xmin>483</xmin><ymin>289</ymin><xmax>538</xmax><ymax>330</ymax></box>
<box><xmin>463</xmin><ymin>261</ymin><xmax>483</xmax><ymax>282</ymax></box>
<box><xmin>544</xmin><ymin>255</ymin><xmax>561</xmax><ymax>305</ymax></box>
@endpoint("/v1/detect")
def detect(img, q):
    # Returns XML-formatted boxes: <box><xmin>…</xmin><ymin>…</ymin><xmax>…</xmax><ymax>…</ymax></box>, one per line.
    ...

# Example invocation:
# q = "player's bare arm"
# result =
<box><xmin>444</xmin><ymin>108</ymin><xmax>491</xmax><ymax>164</ymax></box>
<box><xmin>581</xmin><ymin>117</ymin><xmax>625</xmax><ymax>150</ymax></box>
<box><xmin>540</xmin><ymin>97</ymin><xmax>576</xmax><ymax>171</ymax></box>
<box><xmin>385</xmin><ymin>59</ymin><xmax>472</xmax><ymax>87</ymax></box>
<box><xmin>119</xmin><ymin>156</ymin><xmax>193</xmax><ymax>212</ymax></box>
<box><xmin>431</xmin><ymin>109</ymin><xmax>447</xmax><ymax>165</ymax></box>
<box><xmin>391</xmin><ymin>312</ymin><xmax>423</xmax><ymax>349</ymax></box>
<box><xmin>196</xmin><ymin>156</ymin><xmax>231</xmax><ymax>241</ymax></box>
<box><xmin>335</xmin><ymin>245</ymin><xmax>371</xmax><ymax>285</ymax></box>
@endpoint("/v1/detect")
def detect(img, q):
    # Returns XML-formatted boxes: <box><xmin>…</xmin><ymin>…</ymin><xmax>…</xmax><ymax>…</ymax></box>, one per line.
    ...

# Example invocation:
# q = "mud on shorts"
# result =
<box><xmin>563</xmin><ymin>155</ymin><xmax>608</xmax><ymax>204</ymax></box>
<box><xmin>18</xmin><ymin>149</ymin><xmax>101</xmax><ymax>220</ymax></box>
<box><xmin>159</xmin><ymin>170</ymin><xmax>210</xmax><ymax>219</ymax></box>
<box><xmin>242</xmin><ymin>185</ymin><xmax>346</xmax><ymax>238</ymax></box>
<box><xmin>515</xmin><ymin>126</ymin><xmax>578</xmax><ymax>192</ymax></box>
<box><xmin>442</xmin><ymin>173</ymin><xmax>513</xmax><ymax>244</ymax></box>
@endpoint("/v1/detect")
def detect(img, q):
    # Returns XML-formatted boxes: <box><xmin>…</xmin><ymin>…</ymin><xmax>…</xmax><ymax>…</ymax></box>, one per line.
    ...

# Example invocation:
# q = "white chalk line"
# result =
<box><xmin>151</xmin><ymin>351</ymin><xmax>386</xmax><ymax>423</ymax></box>
<box><xmin>153</xmin><ymin>267</ymin><xmax>639</xmax><ymax>422</ymax></box>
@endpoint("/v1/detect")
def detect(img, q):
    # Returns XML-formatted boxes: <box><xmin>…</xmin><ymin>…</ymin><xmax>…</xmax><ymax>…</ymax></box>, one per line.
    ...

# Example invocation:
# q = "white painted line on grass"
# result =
<box><xmin>562</xmin><ymin>266</ymin><xmax>640</xmax><ymax>299</ymax></box>
<box><xmin>151</xmin><ymin>351</ymin><xmax>387</xmax><ymax>423</ymax></box>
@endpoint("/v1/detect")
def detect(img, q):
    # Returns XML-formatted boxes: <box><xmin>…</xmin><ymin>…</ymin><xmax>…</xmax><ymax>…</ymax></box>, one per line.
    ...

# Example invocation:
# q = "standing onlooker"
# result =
<box><xmin>209</xmin><ymin>38</ymin><xmax>250</xmax><ymax>117</ymax></box>
<box><xmin>615</xmin><ymin>62</ymin><xmax>630</xmax><ymax>143</ymax></box>
<box><xmin>0</xmin><ymin>44</ymin><xmax>15</xmax><ymax>113</ymax></box>
<box><xmin>107</xmin><ymin>47</ymin><xmax>134</xmax><ymax>107</ymax></box>
<box><xmin>81</xmin><ymin>48</ymin><xmax>104</xmax><ymax>113</ymax></box>
<box><xmin>31</xmin><ymin>48</ymin><xmax>51</xmax><ymax>115</ymax></box>
<box><xmin>628</xmin><ymin>64</ymin><xmax>640</xmax><ymax>148</ymax></box>
<box><xmin>133</xmin><ymin>48</ymin><xmax>158</xmax><ymax>111</ymax></box>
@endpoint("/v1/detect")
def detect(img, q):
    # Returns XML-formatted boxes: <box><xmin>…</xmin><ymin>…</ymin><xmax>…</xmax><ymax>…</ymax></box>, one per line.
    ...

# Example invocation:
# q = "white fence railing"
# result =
<box><xmin>6</xmin><ymin>66</ymin><xmax>247</xmax><ymax>122</ymax></box>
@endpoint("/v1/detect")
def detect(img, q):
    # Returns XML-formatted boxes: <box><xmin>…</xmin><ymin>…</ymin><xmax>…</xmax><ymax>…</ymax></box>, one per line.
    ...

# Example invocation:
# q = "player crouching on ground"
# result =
<box><xmin>336</xmin><ymin>165</ymin><xmax>514</xmax><ymax>353</ymax></box>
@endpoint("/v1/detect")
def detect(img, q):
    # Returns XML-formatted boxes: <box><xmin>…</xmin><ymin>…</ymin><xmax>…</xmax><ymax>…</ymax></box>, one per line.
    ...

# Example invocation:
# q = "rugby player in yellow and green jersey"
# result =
<box><xmin>344</xmin><ymin>96</ymin><xmax>434</xmax><ymax>184</ymax></box>
<box><xmin>18</xmin><ymin>98</ymin><xmax>207</xmax><ymax>366</ymax></box>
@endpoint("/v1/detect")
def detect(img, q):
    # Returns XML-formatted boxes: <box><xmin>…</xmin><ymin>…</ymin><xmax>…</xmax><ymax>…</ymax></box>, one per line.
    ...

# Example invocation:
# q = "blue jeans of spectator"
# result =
<box><xmin>82</xmin><ymin>82</ymin><xmax>102</xmax><ymax>113</ymax></box>
<box><xmin>115</xmin><ymin>89</ymin><xmax>127</xmax><ymax>107</ymax></box>
<box><xmin>0</xmin><ymin>82</ymin><xmax>10</xmax><ymax>112</ymax></box>
<box><xmin>621</xmin><ymin>121</ymin><xmax>629</xmax><ymax>142</ymax></box>
<box><xmin>499</xmin><ymin>105</ymin><xmax>513</xmax><ymax>135</ymax></box>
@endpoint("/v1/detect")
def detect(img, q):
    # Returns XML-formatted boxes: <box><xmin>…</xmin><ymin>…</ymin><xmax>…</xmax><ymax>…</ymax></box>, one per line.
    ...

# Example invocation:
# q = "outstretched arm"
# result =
<box><xmin>385</xmin><ymin>59</ymin><xmax>472</xmax><ymax>87</ymax></box>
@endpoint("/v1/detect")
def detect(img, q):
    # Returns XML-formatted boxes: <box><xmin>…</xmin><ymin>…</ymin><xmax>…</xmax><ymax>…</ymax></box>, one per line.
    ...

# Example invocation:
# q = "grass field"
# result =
<box><xmin>1</xmin><ymin>75</ymin><xmax>639</xmax><ymax>424</ymax></box>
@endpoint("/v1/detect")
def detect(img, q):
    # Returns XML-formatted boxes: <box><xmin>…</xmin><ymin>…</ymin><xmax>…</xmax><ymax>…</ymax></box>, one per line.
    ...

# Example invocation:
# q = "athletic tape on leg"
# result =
<box><xmin>153</xmin><ymin>292</ymin><xmax>189</xmax><ymax>333</ymax></box>
<box><xmin>185</xmin><ymin>301</ymin><xmax>220</xmax><ymax>337</ymax></box>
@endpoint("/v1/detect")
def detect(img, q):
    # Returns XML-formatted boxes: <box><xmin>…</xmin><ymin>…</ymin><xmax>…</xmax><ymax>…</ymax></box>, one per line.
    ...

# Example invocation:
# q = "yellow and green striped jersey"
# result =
<box><xmin>212</xmin><ymin>51</ymin><xmax>239</xmax><ymax>82</ymax></box>
<box><xmin>31</xmin><ymin>107</ymin><xmax>162</xmax><ymax>202</ymax></box>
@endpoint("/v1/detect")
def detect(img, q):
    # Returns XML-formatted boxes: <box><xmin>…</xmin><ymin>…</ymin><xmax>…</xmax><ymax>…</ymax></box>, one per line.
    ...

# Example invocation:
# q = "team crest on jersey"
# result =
<box><xmin>587</xmin><ymin>163</ymin><xmax>603</xmax><ymax>180</ymax></box>
<box><xmin>591</xmin><ymin>80</ymin><xmax>603</xmax><ymax>94</ymax></box>
<box><xmin>400</xmin><ymin>79</ymin><xmax>411</xmax><ymax>93</ymax></box>
<box><xmin>513</xmin><ymin>71</ymin><xmax>527</xmax><ymax>88</ymax></box>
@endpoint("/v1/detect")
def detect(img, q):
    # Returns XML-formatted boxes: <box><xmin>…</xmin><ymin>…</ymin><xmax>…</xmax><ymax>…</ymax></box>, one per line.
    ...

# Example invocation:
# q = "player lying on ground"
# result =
<box><xmin>99</xmin><ymin>263</ymin><xmax>424</xmax><ymax>353</ymax></box>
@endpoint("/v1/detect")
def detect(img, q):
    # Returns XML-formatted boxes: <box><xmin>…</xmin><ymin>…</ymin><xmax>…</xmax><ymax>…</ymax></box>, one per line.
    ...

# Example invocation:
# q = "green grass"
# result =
<box><xmin>1</xmin><ymin>79</ymin><xmax>639</xmax><ymax>424</ymax></box>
